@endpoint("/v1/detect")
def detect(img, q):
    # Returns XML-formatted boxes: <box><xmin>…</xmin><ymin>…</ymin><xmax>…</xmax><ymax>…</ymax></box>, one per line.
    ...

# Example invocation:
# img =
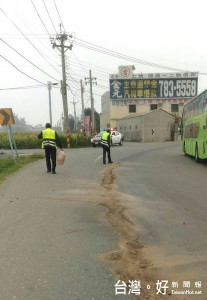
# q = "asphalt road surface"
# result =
<box><xmin>0</xmin><ymin>141</ymin><xmax>206</xmax><ymax>300</ymax></box>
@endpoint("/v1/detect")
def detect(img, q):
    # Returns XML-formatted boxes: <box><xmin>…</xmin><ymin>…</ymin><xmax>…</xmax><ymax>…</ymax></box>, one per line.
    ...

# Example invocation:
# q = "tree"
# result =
<box><xmin>68</xmin><ymin>114</ymin><xmax>75</xmax><ymax>132</ymax></box>
<box><xmin>84</xmin><ymin>107</ymin><xmax>100</xmax><ymax>132</ymax></box>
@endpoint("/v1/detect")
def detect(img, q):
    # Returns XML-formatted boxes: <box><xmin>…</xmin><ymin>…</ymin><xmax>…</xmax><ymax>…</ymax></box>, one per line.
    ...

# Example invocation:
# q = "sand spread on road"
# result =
<box><xmin>99</xmin><ymin>163</ymin><xmax>172</xmax><ymax>300</ymax></box>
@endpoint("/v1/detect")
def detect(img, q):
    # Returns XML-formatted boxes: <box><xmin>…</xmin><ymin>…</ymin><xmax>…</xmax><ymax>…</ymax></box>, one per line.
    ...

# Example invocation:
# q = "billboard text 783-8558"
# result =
<box><xmin>109</xmin><ymin>73</ymin><xmax>198</xmax><ymax>100</ymax></box>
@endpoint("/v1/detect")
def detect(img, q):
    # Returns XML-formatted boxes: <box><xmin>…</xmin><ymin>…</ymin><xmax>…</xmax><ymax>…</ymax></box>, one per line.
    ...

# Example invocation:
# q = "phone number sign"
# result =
<box><xmin>110</xmin><ymin>78</ymin><xmax>198</xmax><ymax>99</ymax></box>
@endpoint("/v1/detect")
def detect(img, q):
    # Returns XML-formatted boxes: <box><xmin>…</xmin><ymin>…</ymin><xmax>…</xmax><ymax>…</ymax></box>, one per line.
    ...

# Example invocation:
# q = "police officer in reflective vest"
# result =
<box><xmin>38</xmin><ymin>123</ymin><xmax>62</xmax><ymax>174</ymax></box>
<box><xmin>101</xmin><ymin>129</ymin><xmax>113</xmax><ymax>164</ymax></box>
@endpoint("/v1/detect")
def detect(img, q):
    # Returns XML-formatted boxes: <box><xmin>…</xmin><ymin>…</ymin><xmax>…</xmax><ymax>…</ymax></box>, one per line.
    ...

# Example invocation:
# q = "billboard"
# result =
<box><xmin>85</xmin><ymin>115</ymin><xmax>91</xmax><ymax>134</ymax></box>
<box><xmin>109</xmin><ymin>72</ymin><xmax>198</xmax><ymax>100</ymax></box>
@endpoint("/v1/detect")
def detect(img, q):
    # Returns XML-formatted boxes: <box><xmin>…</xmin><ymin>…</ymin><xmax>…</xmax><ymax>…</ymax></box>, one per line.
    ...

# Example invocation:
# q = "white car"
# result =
<box><xmin>110</xmin><ymin>130</ymin><xmax>124</xmax><ymax>146</ymax></box>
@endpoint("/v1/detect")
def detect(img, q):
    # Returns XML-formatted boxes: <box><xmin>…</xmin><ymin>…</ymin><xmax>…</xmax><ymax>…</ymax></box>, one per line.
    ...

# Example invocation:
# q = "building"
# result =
<box><xmin>116</xmin><ymin>108</ymin><xmax>176</xmax><ymax>142</ymax></box>
<box><xmin>100</xmin><ymin>65</ymin><xmax>198</xmax><ymax>130</ymax></box>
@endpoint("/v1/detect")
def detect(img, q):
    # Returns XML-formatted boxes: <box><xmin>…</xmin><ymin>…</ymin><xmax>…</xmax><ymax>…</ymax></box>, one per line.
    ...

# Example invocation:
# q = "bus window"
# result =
<box><xmin>203</xmin><ymin>99</ymin><xmax>207</xmax><ymax>112</ymax></box>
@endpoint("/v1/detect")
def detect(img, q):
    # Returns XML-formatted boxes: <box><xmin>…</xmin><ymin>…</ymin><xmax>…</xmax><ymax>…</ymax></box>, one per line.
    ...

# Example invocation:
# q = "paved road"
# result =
<box><xmin>0</xmin><ymin>145</ymin><xmax>135</xmax><ymax>300</ymax></box>
<box><xmin>115</xmin><ymin>142</ymin><xmax>207</xmax><ymax>298</ymax></box>
<box><xmin>0</xmin><ymin>142</ymin><xmax>206</xmax><ymax>299</ymax></box>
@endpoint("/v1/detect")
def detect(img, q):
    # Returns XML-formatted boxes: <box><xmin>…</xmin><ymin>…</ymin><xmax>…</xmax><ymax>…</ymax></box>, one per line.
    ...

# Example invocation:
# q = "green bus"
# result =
<box><xmin>182</xmin><ymin>89</ymin><xmax>207</xmax><ymax>162</ymax></box>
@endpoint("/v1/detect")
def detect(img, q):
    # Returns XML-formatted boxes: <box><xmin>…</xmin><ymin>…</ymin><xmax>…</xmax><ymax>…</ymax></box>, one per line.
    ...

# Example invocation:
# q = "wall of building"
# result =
<box><xmin>116</xmin><ymin>109</ymin><xmax>175</xmax><ymax>142</ymax></box>
<box><xmin>100</xmin><ymin>91</ymin><xmax>183</xmax><ymax>130</ymax></box>
<box><xmin>143</xmin><ymin>109</ymin><xmax>174</xmax><ymax>142</ymax></box>
<box><xmin>110</xmin><ymin>103</ymin><xmax>150</xmax><ymax>128</ymax></box>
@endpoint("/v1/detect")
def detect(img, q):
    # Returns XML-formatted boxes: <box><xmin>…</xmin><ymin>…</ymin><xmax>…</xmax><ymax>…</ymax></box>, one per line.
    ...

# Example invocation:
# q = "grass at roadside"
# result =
<box><xmin>0</xmin><ymin>154</ymin><xmax>44</xmax><ymax>184</ymax></box>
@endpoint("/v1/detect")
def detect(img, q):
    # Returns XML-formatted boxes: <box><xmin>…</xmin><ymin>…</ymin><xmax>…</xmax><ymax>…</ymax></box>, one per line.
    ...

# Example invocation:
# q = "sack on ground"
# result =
<box><xmin>57</xmin><ymin>149</ymin><xmax>65</xmax><ymax>165</ymax></box>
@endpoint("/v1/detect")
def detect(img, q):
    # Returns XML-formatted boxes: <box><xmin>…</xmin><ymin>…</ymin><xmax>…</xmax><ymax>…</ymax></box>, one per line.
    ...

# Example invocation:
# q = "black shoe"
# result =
<box><xmin>52</xmin><ymin>171</ymin><xmax>56</xmax><ymax>174</ymax></box>
<box><xmin>108</xmin><ymin>161</ymin><xmax>113</xmax><ymax>164</ymax></box>
<box><xmin>47</xmin><ymin>170</ymin><xmax>51</xmax><ymax>173</ymax></box>
<box><xmin>103</xmin><ymin>162</ymin><xmax>106</xmax><ymax>164</ymax></box>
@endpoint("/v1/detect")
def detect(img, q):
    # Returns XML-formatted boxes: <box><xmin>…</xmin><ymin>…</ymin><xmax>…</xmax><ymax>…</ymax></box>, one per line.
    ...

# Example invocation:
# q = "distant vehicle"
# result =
<box><xmin>91</xmin><ymin>131</ymin><xmax>103</xmax><ymax>147</ymax></box>
<box><xmin>91</xmin><ymin>130</ymin><xmax>124</xmax><ymax>147</ymax></box>
<box><xmin>182</xmin><ymin>89</ymin><xmax>207</xmax><ymax>162</ymax></box>
<box><xmin>110</xmin><ymin>130</ymin><xmax>124</xmax><ymax>146</ymax></box>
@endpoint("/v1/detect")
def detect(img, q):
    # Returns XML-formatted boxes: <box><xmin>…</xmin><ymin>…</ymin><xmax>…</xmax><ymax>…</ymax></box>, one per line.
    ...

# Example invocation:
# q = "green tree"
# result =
<box><xmin>68</xmin><ymin>114</ymin><xmax>75</xmax><ymax>132</ymax></box>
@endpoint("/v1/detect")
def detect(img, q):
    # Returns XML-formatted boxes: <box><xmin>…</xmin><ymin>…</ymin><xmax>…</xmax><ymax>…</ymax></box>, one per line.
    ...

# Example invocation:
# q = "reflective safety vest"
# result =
<box><xmin>101</xmin><ymin>131</ymin><xmax>109</xmax><ymax>147</ymax></box>
<box><xmin>42</xmin><ymin>128</ymin><xmax>56</xmax><ymax>148</ymax></box>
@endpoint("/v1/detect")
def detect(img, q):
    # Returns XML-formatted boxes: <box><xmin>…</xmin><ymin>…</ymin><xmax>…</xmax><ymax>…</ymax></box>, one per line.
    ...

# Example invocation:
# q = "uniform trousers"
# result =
<box><xmin>102</xmin><ymin>144</ymin><xmax>112</xmax><ymax>163</ymax></box>
<box><xmin>44</xmin><ymin>146</ymin><xmax>56</xmax><ymax>172</ymax></box>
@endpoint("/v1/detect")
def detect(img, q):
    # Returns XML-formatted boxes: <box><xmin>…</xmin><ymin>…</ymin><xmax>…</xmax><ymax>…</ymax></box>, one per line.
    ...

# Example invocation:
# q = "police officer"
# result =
<box><xmin>101</xmin><ymin>129</ymin><xmax>113</xmax><ymax>164</ymax></box>
<box><xmin>38</xmin><ymin>123</ymin><xmax>62</xmax><ymax>174</ymax></box>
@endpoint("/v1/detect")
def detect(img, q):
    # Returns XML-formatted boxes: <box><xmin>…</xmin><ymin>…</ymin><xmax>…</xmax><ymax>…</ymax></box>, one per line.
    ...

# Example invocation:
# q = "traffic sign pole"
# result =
<box><xmin>7</xmin><ymin>125</ymin><xmax>16</xmax><ymax>162</ymax></box>
<box><xmin>9</xmin><ymin>125</ymin><xmax>18</xmax><ymax>160</ymax></box>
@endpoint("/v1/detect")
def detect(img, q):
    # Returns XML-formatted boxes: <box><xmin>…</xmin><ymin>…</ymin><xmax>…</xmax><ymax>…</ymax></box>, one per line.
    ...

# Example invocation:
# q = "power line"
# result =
<box><xmin>30</xmin><ymin>0</ymin><xmax>50</xmax><ymax>36</ymax></box>
<box><xmin>0</xmin><ymin>84</ymin><xmax>46</xmax><ymax>91</ymax></box>
<box><xmin>0</xmin><ymin>54</ymin><xmax>46</xmax><ymax>85</ymax></box>
<box><xmin>66</xmin><ymin>83</ymin><xmax>79</xmax><ymax>99</ymax></box>
<box><xmin>65</xmin><ymin>61</ymin><xmax>111</xmax><ymax>82</ymax></box>
<box><xmin>67</xmin><ymin>79</ymin><xmax>80</xmax><ymax>91</ymax></box>
<box><xmin>42</xmin><ymin>0</ymin><xmax>58</xmax><ymax>34</ymax></box>
<box><xmin>71</xmin><ymin>50</ymin><xmax>88</xmax><ymax>74</ymax></box>
<box><xmin>0</xmin><ymin>36</ymin><xmax>59</xmax><ymax>81</ymax></box>
<box><xmin>66</xmin><ymin>67</ymin><xmax>109</xmax><ymax>83</ymax></box>
<box><xmin>4</xmin><ymin>11</ymin><xmax>60</xmax><ymax>65</ymax></box>
<box><xmin>66</xmin><ymin>73</ymin><xmax>80</xmax><ymax>84</ymax></box>
<box><xmin>0</xmin><ymin>8</ymin><xmax>61</xmax><ymax>75</ymax></box>
<box><xmin>74</xmin><ymin>38</ymin><xmax>201</xmax><ymax>73</ymax></box>
<box><xmin>12</xmin><ymin>6</ymin><xmax>61</xmax><ymax>63</ymax></box>
<box><xmin>53</xmin><ymin>0</ymin><xmax>66</xmax><ymax>32</ymax></box>
<box><xmin>68</xmin><ymin>57</ymin><xmax>111</xmax><ymax>74</ymax></box>
<box><xmin>97</xmin><ymin>84</ymin><xmax>109</xmax><ymax>89</ymax></box>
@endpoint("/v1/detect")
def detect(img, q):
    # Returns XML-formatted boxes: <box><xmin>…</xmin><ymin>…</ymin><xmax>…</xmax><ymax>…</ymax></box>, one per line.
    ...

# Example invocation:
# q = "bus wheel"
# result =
<box><xmin>195</xmin><ymin>145</ymin><xmax>200</xmax><ymax>163</ymax></box>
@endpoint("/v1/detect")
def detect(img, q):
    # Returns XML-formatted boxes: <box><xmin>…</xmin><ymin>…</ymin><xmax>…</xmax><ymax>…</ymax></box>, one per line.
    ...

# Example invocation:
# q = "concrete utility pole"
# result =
<box><xmin>47</xmin><ymin>81</ymin><xmax>58</xmax><ymax>126</ymax></box>
<box><xmin>80</xmin><ymin>79</ymin><xmax>85</xmax><ymax>128</ymax></box>
<box><xmin>51</xmin><ymin>31</ymin><xmax>73</xmax><ymax>146</ymax></box>
<box><xmin>85</xmin><ymin>70</ymin><xmax>97</xmax><ymax>132</ymax></box>
<box><xmin>70</xmin><ymin>98</ymin><xmax>78</xmax><ymax>132</ymax></box>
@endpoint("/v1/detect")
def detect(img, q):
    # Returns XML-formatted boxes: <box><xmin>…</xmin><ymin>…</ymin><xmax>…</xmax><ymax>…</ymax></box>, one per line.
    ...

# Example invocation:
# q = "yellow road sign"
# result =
<box><xmin>0</xmin><ymin>108</ymin><xmax>15</xmax><ymax>126</ymax></box>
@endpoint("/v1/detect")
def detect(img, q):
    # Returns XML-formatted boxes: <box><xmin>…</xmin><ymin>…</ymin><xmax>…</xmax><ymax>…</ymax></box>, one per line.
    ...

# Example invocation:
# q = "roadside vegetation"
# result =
<box><xmin>0</xmin><ymin>132</ymin><xmax>91</xmax><ymax>149</ymax></box>
<box><xmin>0</xmin><ymin>154</ymin><xmax>44</xmax><ymax>184</ymax></box>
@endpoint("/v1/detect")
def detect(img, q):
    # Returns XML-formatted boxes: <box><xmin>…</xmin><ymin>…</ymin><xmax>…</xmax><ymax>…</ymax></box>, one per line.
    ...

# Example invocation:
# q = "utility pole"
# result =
<box><xmin>85</xmin><ymin>70</ymin><xmax>97</xmax><ymax>133</ymax></box>
<box><xmin>80</xmin><ymin>79</ymin><xmax>85</xmax><ymax>128</ymax></box>
<box><xmin>47</xmin><ymin>81</ymin><xmax>58</xmax><ymax>126</ymax></box>
<box><xmin>51</xmin><ymin>30</ymin><xmax>73</xmax><ymax>147</ymax></box>
<box><xmin>70</xmin><ymin>98</ymin><xmax>78</xmax><ymax>132</ymax></box>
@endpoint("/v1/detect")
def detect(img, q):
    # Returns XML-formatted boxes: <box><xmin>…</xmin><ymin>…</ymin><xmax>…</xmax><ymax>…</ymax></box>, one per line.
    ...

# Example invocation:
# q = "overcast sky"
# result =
<box><xmin>0</xmin><ymin>0</ymin><xmax>207</xmax><ymax>126</ymax></box>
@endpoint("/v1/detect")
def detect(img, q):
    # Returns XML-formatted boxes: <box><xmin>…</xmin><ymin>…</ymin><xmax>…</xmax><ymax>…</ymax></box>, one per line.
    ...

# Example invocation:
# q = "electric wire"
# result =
<box><xmin>97</xmin><ymin>84</ymin><xmax>109</xmax><ymax>89</ymax></box>
<box><xmin>42</xmin><ymin>0</ymin><xmax>58</xmax><ymax>34</ymax></box>
<box><xmin>66</xmin><ymin>83</ymin><xmax>79</xmax><ymax>99</ymax></box>
<box><xmin>74</xmin><ymin>41</ymin><xmax>182</xmax><ymax>72</ymax></box>
<box><xmin>0</xmin><ymin>36</ymin><xmax>59</xmax><ymax>81</ymax></box>
<box><xmin>74</xmin><ymin>38</ymin><xmax>202</xmax><ymax>73</ymax></box>
<box><xmin>53</xmin><ymin>0</ymin><xmax>66</xmax><ymax>32</ymax></box>
<box><xmin>69</xmin><ymin>57</ymin><xmax>111</xmax><ymax>74</ymax></box>
<box><xmin>66</xmin><ymin>67</ymin><xmax>109</xmax><ymax>83</ymax></box>
<box><xmin>0</xmin><ymin>54</ymin><xmax>46</xmax><ymax>85</ymax></box>
<box><xmin>71</xmin><ymin>50</ymin><xmax>88</xmax><ymax>74</ymax></box>
<box><xmin>0</xmin><ymin>84</ymin><xmax>46</xmax><ymax>91</ymax></box>
<box><xmin>30</xmin><ymin>0</ymin><xmax>50</xmax><ymax>36</ymax></box>
<box><xmin>0</xmin><ymin>8</ymin><xmax>61</xmax><ymax>75</ymax></box>
<box><xmin>16</xmin><ymin>5</ymin><xmax>60</xmax><ymax>63</ymax></box>
<box><xmin>67</xmin><ymin>74</ymin><xmax>80</xmax><ymax>85</ymax></box>
<box><xmin>2</xmin><ymin>7</ymin><xmax>60</xmax><ymax>64</ymax></box>
<box><xmin>65</xmin><ymin>61</ymin><xmax>110</xmax><ymax>80</ymax></box>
